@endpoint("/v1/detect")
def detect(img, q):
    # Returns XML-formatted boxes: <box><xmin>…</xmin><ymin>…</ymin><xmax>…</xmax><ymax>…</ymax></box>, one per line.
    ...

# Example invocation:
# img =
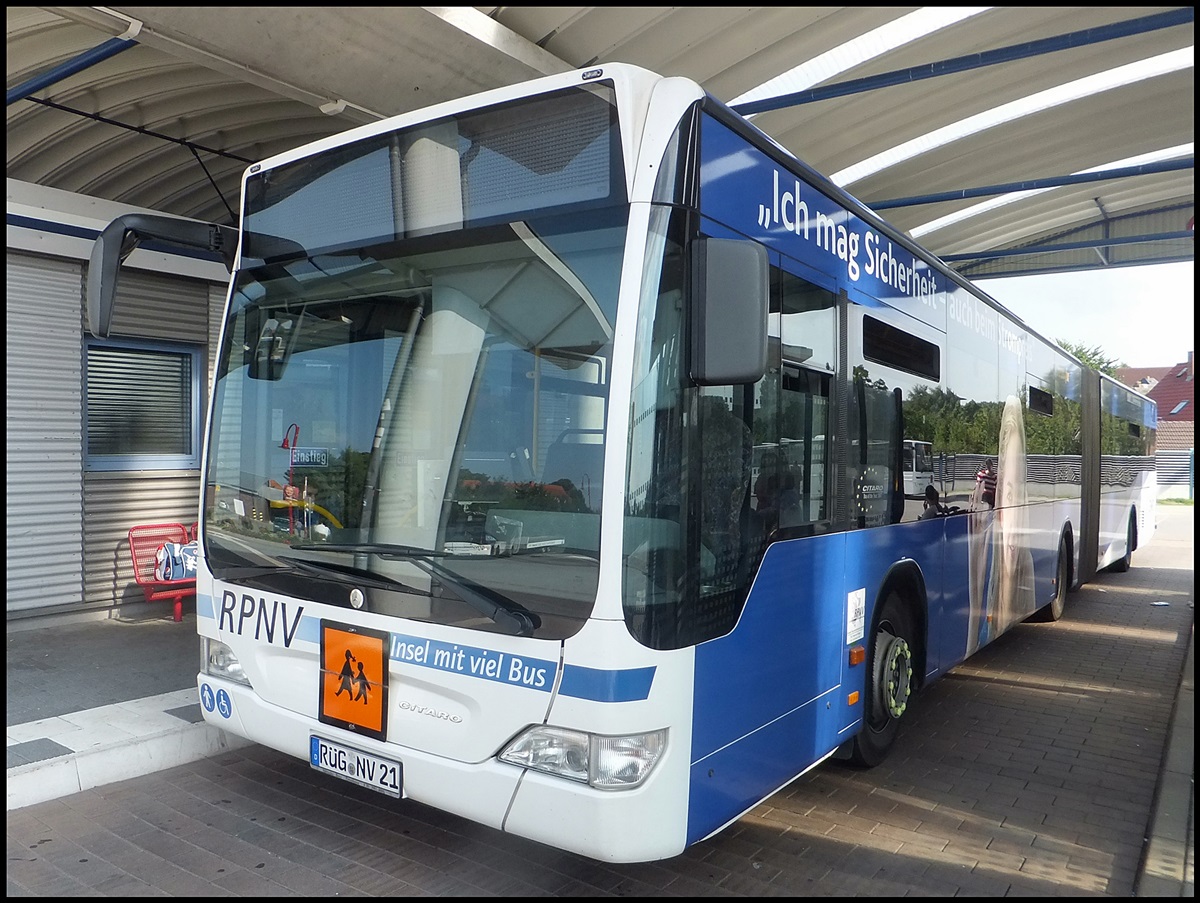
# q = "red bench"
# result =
<box><xmin>128</xmin><ymin>522</ymin><xmax>196</xmax><ymax>622</ymax></box>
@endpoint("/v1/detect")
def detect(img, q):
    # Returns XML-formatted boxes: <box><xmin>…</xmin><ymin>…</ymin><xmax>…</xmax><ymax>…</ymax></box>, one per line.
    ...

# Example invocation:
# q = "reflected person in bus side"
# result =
<box><xmin>967</xmin><ymin>481</ymin><xmax>994</xmax><ymax>654</ymax></box>
<box><xmin>989</xmin><ymin>394</ymin><xmax>1037</xmax><ymax>636</ymax></box>
<box><xmin>918</xmin><ymin>484</ymin><xmax>943</xmax><ymax>520</ymax></box>
<box><xmin>966</xmin><ymin>394</ymin><xmax>1037</xmax><ymax>654</ymax></box>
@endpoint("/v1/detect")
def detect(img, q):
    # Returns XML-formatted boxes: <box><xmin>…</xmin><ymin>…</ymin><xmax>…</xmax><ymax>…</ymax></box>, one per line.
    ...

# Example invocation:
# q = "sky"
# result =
<box><xmin>977</xmin><ymin>260</ymin><xmax>1194</xmax><ymax>370</ymax></box>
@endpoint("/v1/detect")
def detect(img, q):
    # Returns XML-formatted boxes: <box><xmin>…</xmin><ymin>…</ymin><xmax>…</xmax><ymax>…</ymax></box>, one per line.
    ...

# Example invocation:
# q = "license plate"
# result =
<box><xmin>310</xmin><ymin>735</ymin><xmax>402</xmax><ymax>798</ymax></box>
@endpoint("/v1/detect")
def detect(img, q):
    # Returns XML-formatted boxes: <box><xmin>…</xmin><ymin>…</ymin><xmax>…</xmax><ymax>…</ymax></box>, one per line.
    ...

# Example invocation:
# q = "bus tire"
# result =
<box><xmin>1108</xmin><ymin>514</ymin><xmax>1135</xmax><ymax>573</ymax></box>
<box><xmin>1031</xmin><ymin>535</ymin><xmax>1070</xmax><ymax>622</ymax></box>
<box><xmin>849</xmin><ymin>591</ymin><xmax>916</xmax><ymax>768</ymax></box>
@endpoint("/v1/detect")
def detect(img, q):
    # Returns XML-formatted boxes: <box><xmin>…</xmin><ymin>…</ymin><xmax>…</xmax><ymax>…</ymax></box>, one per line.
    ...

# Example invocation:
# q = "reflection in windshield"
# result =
<box><xmin>205</xmin><ymin>215</ymin><xmax>624</xmax><ymax>638</ymax></box>
<box><xmin>287</xmin><ymin>543</ymin><xmax>542</xmax><ymax>636</ymax></box>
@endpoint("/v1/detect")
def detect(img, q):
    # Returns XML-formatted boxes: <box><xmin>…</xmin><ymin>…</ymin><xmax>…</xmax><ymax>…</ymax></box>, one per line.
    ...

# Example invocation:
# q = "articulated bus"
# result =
<box><xmin>86</xmin><ymin>64</ymin><xmax>1156</xmax><ymax>863</ymax></box>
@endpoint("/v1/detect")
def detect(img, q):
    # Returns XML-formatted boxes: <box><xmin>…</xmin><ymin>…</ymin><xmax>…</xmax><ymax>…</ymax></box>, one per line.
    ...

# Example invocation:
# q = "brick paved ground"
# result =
<box><xmin>7</xmin><ymin>507</ymin><xmax>1192</xmax><ymax>896</ymax></box>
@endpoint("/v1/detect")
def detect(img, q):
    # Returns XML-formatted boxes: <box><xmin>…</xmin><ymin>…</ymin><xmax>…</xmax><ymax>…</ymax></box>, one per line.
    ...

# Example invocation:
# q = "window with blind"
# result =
<box><xmin>85</xmin><ymin>340</ymin><xmax>202</xmax><ymax>471</ymax></box>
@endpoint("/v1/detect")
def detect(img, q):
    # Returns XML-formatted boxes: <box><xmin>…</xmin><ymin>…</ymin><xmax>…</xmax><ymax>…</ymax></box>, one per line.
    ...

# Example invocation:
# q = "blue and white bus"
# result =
<box><xmin>86</xmin><ymin>63</ymin><xmax>1157</xmax><ymax>863</ymax></box>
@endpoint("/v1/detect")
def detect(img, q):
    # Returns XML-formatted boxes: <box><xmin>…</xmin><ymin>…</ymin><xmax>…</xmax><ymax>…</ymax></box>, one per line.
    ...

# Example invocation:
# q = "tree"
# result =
<box><xmin>1057</xmin><ymin>340</ymin><xmax>1123</xmax><ymax>378</ymax></box>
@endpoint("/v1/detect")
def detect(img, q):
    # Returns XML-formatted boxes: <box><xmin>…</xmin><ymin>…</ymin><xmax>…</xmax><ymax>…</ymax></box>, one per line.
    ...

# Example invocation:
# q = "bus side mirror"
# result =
<box><xmin>86</xmin><ymin>213</ymin><xmax>237</xmax><ymax>338</ymax></box>
<box><xmin>87</xmin><ymin>217</ymin><xmax>140</xmax><ymax>339</ymax></box>
<box><xmin>689</xmin><ymin>237</ymin><xmax>768</xmax><ymax>385</ymax></box>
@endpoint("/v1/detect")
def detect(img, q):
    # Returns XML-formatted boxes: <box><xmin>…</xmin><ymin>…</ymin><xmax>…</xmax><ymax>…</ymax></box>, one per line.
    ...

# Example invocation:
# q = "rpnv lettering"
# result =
<box><xmin>218</xmin><ymin>590</ymin><xmax>304</xmax><ymax>647</ymax></box>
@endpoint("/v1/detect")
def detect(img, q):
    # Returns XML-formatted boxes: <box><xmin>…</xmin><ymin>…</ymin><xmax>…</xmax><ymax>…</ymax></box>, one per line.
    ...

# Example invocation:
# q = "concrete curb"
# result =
<box><xmin>6</xmin><ymin>688</ymin><xmax>253</xmax><ymax>811</ymax></box>
<box><xmin>1135</xmin><ymin>619</ymin><xmax>1195</xmax><ymax>897</ymax></box>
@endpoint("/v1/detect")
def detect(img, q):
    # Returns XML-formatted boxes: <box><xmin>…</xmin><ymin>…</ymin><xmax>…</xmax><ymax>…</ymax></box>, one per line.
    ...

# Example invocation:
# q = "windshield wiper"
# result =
<box><xmin>289</xmin><ymin>542</ymin><xmax>449</xmax><ymax>558</ymax></box>
<box><xmin>289</xmin><ymin>542</ymin><xmax>540</xmax><ymax>636</ymax></box>
<box><xmin>417</xmin><ymin>555</ymin><xmax>541</xmax><ymax>637</ymax></box>
<box><xmin>278</xmin><ymin>556</ymin><xmax>431</xmax><ymax>594</ymax></box>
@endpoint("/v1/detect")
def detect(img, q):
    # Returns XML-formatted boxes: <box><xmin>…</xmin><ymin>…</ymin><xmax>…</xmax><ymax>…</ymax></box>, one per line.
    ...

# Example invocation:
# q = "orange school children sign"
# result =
<box><xmin>319</xmin><ymin>621</ymin><xmax>389</xmax><ymax>741</ymax></box>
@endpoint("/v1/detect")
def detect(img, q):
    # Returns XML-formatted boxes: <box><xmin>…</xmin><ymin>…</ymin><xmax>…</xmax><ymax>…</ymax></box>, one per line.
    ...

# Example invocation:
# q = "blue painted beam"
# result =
<box><xmin>965</xmin><ymin>254</ymin><xmax>1192</xmax><ymax>277</ymax></box>
<box><xmin>8</xmin><ymin>36</ymin><xmax>138</xmax><ymax>106</ymax></box>
<box><xmin>941</xmin><ymin>231</ymin><xmax>1196</xmax><ymax>262</ymax></box>
<box><xmin>731</xmin><ymin>8</ymin><xmax>1195</xmax><ymax>116</ymax></box>
<box><xmin>870</xmin><ymin>158</ymin><xmax>1196</xmax><ymax>210</ymax></box>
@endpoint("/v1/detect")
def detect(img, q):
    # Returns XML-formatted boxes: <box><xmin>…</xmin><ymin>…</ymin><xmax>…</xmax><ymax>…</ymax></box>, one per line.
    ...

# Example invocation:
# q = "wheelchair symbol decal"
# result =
<box><xmin>201</xmin><ymin>683</ymin><xmax>233</xmax><ymax>719</ymax></box>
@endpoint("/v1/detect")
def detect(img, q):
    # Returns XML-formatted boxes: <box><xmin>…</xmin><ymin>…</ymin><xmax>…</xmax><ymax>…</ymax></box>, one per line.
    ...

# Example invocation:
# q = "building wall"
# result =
<box><xmin>6</xmin><ymin>180</ymin><xmax>228</xmax><ymax>621</ymax></box>
<box><xmin>1157</xmin><ymin>449</ymin><xmax>1194</xmax><ymax>500</ymax></box>
<box><xmin>6</xmin><ymin>252</ymin><xmax>85</xmax><ymax>614</ymax></box>
<box><xmin>81</xmin><ymin>268</ymin><xmax>214</xmax><ymax>611</ymax></box>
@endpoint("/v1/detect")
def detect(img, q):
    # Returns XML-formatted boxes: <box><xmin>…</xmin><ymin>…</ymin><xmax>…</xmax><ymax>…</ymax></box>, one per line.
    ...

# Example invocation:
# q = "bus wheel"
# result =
<box><xmin>1109</xmin><ymin>515</ymin><xmax>1135</xmax><ymax>573</ymax></box>
<box><xmin>850</xmin><ymin>592</ymin><xmax>916</xmax><ymax>768</ymax></box>
<box><xmin>1032</xmin><ymin>537</ymin><xmax>1069</xmax><ymax>622</ymax></box>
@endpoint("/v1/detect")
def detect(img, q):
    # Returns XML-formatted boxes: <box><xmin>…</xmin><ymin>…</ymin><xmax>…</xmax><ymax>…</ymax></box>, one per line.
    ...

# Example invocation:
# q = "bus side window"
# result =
<box><xmin>778</xmin><ymin>366</ymin><xmax>830</xmax><ymax>530</ymax></box>
<box><xmin>847</xmin><ymin>371</ymin><xmax>902</xmax><ymax>529</ymax></box>
<box><xmin>774</xmin><ymin>266</ymin><xmax>834</xmax><ymax>534</ymax></box>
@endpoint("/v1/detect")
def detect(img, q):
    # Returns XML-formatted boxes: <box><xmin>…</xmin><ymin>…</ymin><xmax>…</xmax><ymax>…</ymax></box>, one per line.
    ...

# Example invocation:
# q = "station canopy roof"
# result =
<box><xmin>7</xmin><ymin>6</ymin><xmax>1194</xmax><ymax>280</ymax></box>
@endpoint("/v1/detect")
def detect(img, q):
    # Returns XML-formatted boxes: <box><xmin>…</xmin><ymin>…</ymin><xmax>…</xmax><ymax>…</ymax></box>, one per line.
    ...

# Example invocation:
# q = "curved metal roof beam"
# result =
<box><xmin>872</xmin><ymin>156</ymin><xmax>1195</xmax><ymax>211</ymax></box>
<box><xmin>730</xmin><ymin>7</ymin><xmax>1194</xmax><ymax>115</ymax></box>
<box><xmin>831</xmin><ymin>46</ymin><xmax>1194</xmax><ymax>187</ymax></box>
<box><xmin>6</xmin><ymin>34</ymin><xmax>139</xmax><ymax>106</ymax></box>
<box><xmin>911</xmin><ymin>145</ymin><xmax>1195</xmax><ymax>239</ymax></box>
<box><xmin>728</xmin><ymin>7</ymin><xmax>988</xmax><ymax>113</ymax></box>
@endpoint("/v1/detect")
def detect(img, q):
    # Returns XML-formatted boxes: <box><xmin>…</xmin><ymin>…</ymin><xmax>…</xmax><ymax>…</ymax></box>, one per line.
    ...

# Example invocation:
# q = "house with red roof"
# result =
<box><xmin>1116</xmin><ymin>365</ymin><xmax>1173</xmax><ymax>395</ymax></box>
<box><xmin>1149</xmin><ymin>352</ymin><xmax>1195</xmax><ymax>452</ymax></box>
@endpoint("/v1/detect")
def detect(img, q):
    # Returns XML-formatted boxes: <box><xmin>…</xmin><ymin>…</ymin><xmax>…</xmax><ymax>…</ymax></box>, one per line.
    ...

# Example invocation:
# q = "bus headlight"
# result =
<box><xmin>498</xmin><ymin>725</ymin><xmax>666</xmax><ymax>789</ymax></box>
<box><xmin>202</xmin><ymin>638</ymin><xmax>250</xmax><ymax>687</ymax></box>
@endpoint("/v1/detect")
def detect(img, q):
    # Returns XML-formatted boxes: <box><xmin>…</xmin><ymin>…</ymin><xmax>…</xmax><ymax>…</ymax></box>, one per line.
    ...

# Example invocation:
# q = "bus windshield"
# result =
<box><xmin>204</xmin><ymin>212</ymin><xmax>624</xmax><ymax>639</ymax></box>
<box><xmin>205</xmin><ymin>80</ymin><xmax>626</xmax><ymax>639</ymax></box>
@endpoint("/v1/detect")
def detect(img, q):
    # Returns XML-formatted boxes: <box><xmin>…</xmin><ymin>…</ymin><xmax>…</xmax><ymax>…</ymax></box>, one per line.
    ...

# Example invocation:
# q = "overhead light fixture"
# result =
<box><xmin>318</xmin><ymin>98</ymin><xmax>385</xmax><ymax>120</ymax></box>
